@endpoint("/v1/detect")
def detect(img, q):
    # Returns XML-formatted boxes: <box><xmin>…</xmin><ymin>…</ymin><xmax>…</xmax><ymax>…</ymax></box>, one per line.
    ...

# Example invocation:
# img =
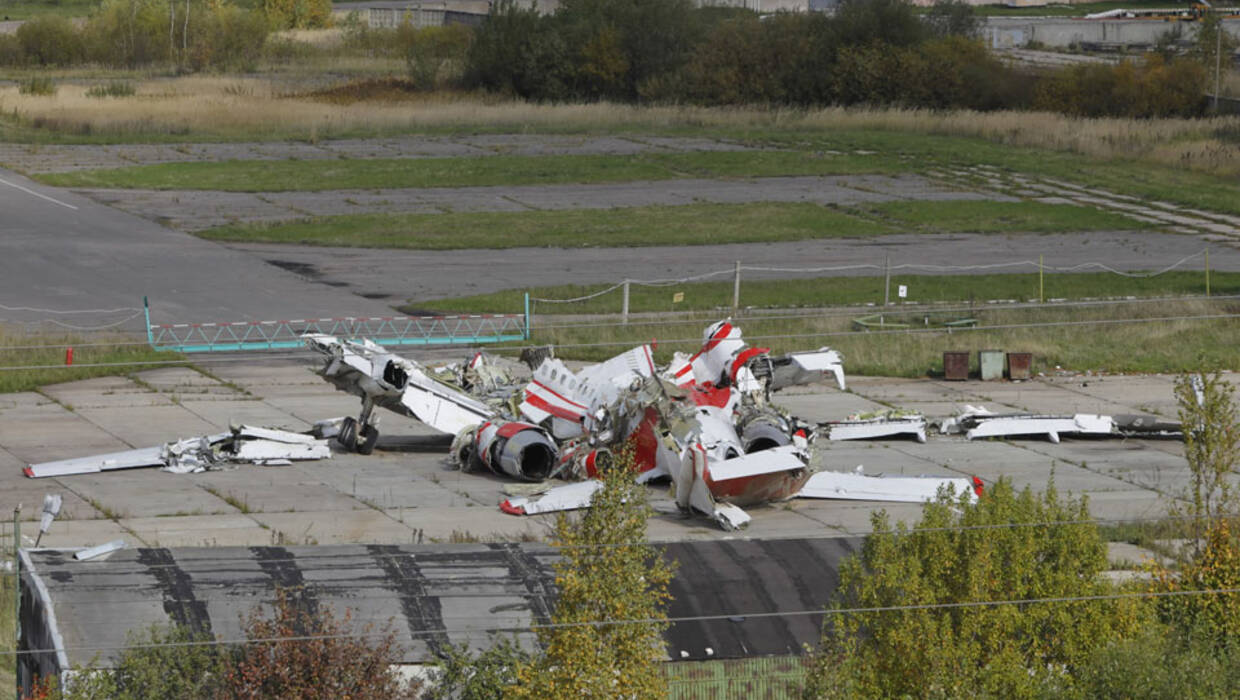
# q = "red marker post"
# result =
<box><xmin>65</xmin><ymin>347</ymin><xmax>73</xmax><ymax>366</ymax></box>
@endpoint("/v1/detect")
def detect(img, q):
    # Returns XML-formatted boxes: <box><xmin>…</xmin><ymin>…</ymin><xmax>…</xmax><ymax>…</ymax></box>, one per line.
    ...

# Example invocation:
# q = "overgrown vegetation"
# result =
<box><xmin>804</xmin><ymin>373</ymin><xmax>1240</xmax><ymax>696</ymax></box>
<box><xmin>36</xmin><ymin>588</ymin><xmax>420</xmax><ymax>699</ymax></box>
<box><xmin>0</xmin><ymin>0</ymin><xmax>270</xmax><ymax>71</ymax></box>
<box><xmin>805</xmin><ymin>479</ymin><xmax>1144</xmax><ymax>697</ymax></box>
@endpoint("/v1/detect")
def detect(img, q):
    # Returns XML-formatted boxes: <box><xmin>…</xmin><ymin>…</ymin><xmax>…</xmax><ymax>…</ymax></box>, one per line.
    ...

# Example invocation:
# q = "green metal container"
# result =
<box><xmin>979</xmin><ymin>350</ymin><xmax>1005</xmax><ymax>381</ymax></box>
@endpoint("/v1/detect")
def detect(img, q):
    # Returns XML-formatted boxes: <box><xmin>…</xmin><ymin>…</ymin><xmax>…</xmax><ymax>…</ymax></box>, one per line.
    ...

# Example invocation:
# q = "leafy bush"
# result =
<box><xmin>1035</xmin><ymin>54</ymin><xmax>1206</xmax><ymax>118</ymax></box>
<box><xmin>16</xmin><ymin>16</ymin><xmax>82</xmax><ymax>65</ymax></box>
<box><xmin>85</xmin><ymin>81</ymin><xmax>137</xmax><ymax>98</ymax></box>
<box><xmin>18</xmin><ymin>76</ymin><xmax>57</xmax><ymax>96</ymax></box>
<box><xmin>264</xmin><ymin>0</ymin><xmax>332</xmax><ymax>30</ymax></box>
<box><xmin>805</xmin><ymin>478</ymin><xmax>1144</xmax><ymax>698</ymax></box>
<box><xmin>397</xmin><ymin>22</ymin><xmax>474</xmax><ymax>91</ymax></box>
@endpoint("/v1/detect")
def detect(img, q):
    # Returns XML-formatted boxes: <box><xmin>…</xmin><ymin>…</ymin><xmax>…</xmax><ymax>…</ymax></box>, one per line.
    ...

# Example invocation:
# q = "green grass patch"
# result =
<box><xmin>865</xmin><ymin>199</ymin><xmax>1153</xmax><ymax>234</ymax></box>
<box><xmin>755</xmin><ymin>129</ymin><xmax>1240</xmax><ymax>219</ymax></box>
<box><xmin>0</xmin><ymin>331</ymin><xmax>182</xmax><ymax>394</ymax></box>
<box><xmin>407</xmin><ymin>270</ymin><xmax>1234</xmax><ymax>316</ymax></box>
<box><xmin>200</xmin><ymin>199</ymin><xmax>1150</xmax><ymax>250</ymax></box>
<box><xmin>201</xmin><ymin>203</ymin><xmax>892</xmax><ymax>249</ymax></box>
<box><xmin>513</xmin><ymin>299</ymin><xmax>1239</xmax><ymax>377</ymax></box>
<box><xmin>35</xmin><ymin>149</ymin><xmax>902</xmax><ymax>192</ymax></box>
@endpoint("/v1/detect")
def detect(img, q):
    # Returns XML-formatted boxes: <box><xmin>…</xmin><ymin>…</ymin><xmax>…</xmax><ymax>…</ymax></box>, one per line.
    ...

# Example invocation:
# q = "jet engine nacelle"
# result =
<box><xmin>473</xmin><ymin>421</ymin><xmax>557</xmax><ymax>482</ymax></box>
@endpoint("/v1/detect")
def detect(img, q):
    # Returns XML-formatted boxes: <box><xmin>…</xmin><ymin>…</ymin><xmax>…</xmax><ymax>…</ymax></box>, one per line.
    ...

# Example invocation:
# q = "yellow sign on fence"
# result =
<box><xmin>672</xmin><ymin>292</ymin><xmax>685</xmax><ymax>303</ymax></box>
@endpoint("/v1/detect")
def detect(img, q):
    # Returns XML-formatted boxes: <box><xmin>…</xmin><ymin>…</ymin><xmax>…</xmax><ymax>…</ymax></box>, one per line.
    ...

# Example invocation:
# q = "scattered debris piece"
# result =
<box><xmin>826</xmin><ymin>410</ymin><xmax>927</xmax><ymax>443</ymax></box>
<box><xmin>24</xmin><ymin>425</ymin><xmax>330</xmax><ymax>478</ymax></box>
<box><xmin>940</xmin><ymin>405</ymin><xmax>1182</xmax><ymax>442</ymax></box>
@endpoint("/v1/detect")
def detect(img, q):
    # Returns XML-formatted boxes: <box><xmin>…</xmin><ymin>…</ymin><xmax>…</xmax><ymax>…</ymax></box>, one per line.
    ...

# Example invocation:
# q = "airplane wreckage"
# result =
<box><xmin>23</xmin><ymin>321</ymin><xmax>1183</xmax><ymax>530</ymax></box>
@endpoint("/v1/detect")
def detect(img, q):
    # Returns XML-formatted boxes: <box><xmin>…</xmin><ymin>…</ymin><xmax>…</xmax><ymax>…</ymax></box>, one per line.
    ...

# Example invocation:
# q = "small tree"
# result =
<box><xmin>509</xmin><ymin>450</ymin><xmax>674</xmax><ymax>699</ymax></box>
<box><xmin>805</xmin><ymin>478</ymin><xmax>1143</xmax><ymax>698</ymax></box>
<box><xmin>1170</xmin><ymin>372</ymin><xmax>1240</xmax><ymax>555</ymax></box>
<box><xmin>221</xmin><ymin>588</ymin><xmax>419</xmax><ymax>699</ymax></box>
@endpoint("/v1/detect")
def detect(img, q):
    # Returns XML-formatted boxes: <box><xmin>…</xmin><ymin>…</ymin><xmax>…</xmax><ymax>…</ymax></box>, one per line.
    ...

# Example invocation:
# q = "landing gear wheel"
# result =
<box><xmin>357</xmin><ymin>424</ymin><xmax>379</xmax><ymax>455</ymax></box>
<box><xmin>337</xmin><ymin>416</ymin><xmax>358</xmax><ymax>451</ymax></box>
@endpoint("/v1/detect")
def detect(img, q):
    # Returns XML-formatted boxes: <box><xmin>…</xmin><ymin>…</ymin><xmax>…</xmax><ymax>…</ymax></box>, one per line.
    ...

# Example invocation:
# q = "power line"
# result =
<box><xmin>4</xmin><ymin>585</ymin><xmax>1239</xmax><ymax>659</ymax></box>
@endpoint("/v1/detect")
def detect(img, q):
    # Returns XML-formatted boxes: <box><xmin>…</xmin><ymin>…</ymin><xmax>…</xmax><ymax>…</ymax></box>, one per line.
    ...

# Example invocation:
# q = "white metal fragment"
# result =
<box><xmin>500</xmin><ymin>480</ymin><xmax>604</xmax><ymax>515</ymax></box>
<box><xmin>798</xmin><ymin>469</ymin><xmax>979</xmax><ymax>503</ymax></box>
<box><xmin>74</xmin><ymin>539</ymin><xmax>126</xmax><ymax>561</ymax></box>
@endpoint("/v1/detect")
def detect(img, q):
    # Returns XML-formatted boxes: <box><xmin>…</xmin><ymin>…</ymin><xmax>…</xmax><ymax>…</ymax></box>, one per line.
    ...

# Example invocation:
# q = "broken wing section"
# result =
<box><xmin>25</xmin><ymin>425</ymin><xmax>332</xmax><ymax>478</ymax></box>
<box><xmin>799</xmin><ymin>470</ymin><xmax>981</xmax><ymax>503</ymax></box>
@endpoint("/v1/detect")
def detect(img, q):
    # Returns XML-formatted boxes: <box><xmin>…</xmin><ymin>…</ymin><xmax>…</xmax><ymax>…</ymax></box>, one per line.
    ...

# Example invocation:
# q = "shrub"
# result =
<box><xmin>219</xmin><ymin>588</ymin><xmax>419</xmax><ymax>699</ymax></box>
<box><xmin>805</xmin><ymin>478</ymin><xmax>1145</xmax><ymax>697</ymax></box>
<box><xmin>397</xmin><ymin>22</ymin><xmax>474</xmax><ymax>90</ymax></box>
<box><xmin>85</xmin><ymin>81</ymin><xmax>137</xmax><ymax>98</ymax></box>
<box><xmin>18</xmin><ymin>76</ymin><xmax>57</xmax><ymax>96</ymax></box>
<box><xmin>1035</xmin><ymin>54</ymin><xmax>1206</xmax><ymax>118</ymax></box>
<box><xmin>0</xmin><ymin>33</ymin><xmax>23</xmax><ymax>66</ymax></box>
<box><xmin>16</xmin><ymin>16</ymin><xmax>82</xmax><ymax>65</ymax></box>
<box><xmin>264</xmin><ymin>0</ymin><xmax>332</xmax><ymax>30</ymax></box>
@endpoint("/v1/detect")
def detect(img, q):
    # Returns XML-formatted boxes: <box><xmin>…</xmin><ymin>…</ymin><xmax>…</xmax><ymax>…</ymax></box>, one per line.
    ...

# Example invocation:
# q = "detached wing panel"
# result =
<box><xmin>26</xmin><ymin>446</ymin><xmax>165</xmax><ymax>478</ymax></box>
<box><xmin>799</xmin><ymin>471</ymin><xmax>978</xmax><ymax>503</ymax></box>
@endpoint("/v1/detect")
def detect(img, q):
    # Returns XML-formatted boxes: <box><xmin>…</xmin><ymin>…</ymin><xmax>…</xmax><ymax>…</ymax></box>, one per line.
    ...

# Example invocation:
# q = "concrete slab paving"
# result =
<box><xmin>40</xmin><ymin>375</ymin><xmax>172</xmax><ymax>410</ymax></box>
<box><xmin>119</xmin><ymin>514</ymin><xmax>273</xmax><ymax>547</ymax></box>
<box><xmin>74</xmin><ymin>405</ymin><xmax>221</xmax><ymax>448</ymax></box>
<box><xmin>54</xmin><ymin>471</ymin><xmax>238</xmax><ymax>518</ymax></box>
<box><xmin>28</xmin><ymin>519</ymin><xmax>137</xmax><ymax>548</ymax></box>
<box><xmin>195</xmin><ymin>466</ymin><xmax>371</xmax><ymax>513</ymax></box>
<box><xmin>250</xmin><ymin>509</ymin><xmax>416</xmax><ymax>545</ymax></box>
<box><xmin>176</xmin><ymin>399</ymin><xmax>307</xmax><ymax>432</ymax></box>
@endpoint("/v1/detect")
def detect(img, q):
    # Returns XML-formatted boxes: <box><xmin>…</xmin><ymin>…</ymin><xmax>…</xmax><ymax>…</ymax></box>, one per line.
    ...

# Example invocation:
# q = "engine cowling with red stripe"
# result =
<box><xmin>473</xmin><ymin>421</ymin><xmax>558</xmax><ymax>482</ymax></box>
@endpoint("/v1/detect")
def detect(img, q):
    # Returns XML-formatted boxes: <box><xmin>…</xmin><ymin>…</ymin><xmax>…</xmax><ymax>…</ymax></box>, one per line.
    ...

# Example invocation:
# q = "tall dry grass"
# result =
<box><xmin>2</xmin><ymin>76</ymin><xmax>1240</xmax><ymax>172</ymax></box>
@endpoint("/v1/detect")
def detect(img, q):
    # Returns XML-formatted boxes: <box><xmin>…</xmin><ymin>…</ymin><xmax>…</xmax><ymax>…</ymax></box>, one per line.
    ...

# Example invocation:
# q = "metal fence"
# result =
<box><xmin>144</xmin><ymin>296</ymin><xmax>531</xmax><ymax>353</ymax></box>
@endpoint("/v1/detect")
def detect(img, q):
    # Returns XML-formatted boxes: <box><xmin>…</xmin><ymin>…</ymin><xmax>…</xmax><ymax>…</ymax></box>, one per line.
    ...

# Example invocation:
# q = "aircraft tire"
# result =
<box><xmin>357</xmin><ymin>424</ymin><xmax>379</xmax><ymax>455</ymax></box>
<box><xmin>337</xmin><ymin>416</ymin><xmax>358</xmax><ymax>451</ymax></box>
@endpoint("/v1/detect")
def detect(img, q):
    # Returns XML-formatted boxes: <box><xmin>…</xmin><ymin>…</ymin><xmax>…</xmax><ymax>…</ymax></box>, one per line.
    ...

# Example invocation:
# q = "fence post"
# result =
<box><xmin>13</xmin><ymin>504</ymin><xmax>20</xmax><ymax>693</ymax></box>
<box><xmin>732</xmin><ymin>261</ymin><xmax>741</xmax><ymax>315</ymax></box>
<box><xmin>523</xmin><ymin>293</ymin><xmax>532</xmax><ymax>340</ymax></box>
<box><xmin>621</xmin><ymin>281</ymin><xmax>630</xmax><ymax>325</ymax></box>
<box><xmin>1039</xmin><ymin>255</ymin><xmax>1044</xmax><ymax>303</ymax></box>
<box><xmin>883</xmin><ymin>254</ymin><xmax>891</xmax><ymax>306</ymax></box>
<box><xmin>143</xmin><ymin>296</ymin><xmax>154</xmax><ymax>348</ymax></box>
<box><xmin>1206</xmin><ymin>247</ymin><xmax>1211</xmax><ymax>297</ymax></box>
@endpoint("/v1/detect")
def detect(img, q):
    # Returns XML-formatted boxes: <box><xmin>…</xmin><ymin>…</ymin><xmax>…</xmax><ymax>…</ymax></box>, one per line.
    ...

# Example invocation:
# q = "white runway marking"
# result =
<box><xmin>0</xmin><ymin>176</ymin><xmax>78</xmax><ymax>210</ymax></box>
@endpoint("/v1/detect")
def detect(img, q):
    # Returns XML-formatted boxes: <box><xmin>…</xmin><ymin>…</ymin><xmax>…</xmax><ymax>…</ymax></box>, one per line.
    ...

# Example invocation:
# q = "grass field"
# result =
<box><xmin>0</xmin><ymin>330</ymin><xmax>181</xmax><ymax>394</ymax></box>
<box><xmin>407</xmin><ymin>270</ymin><xmax>1230</xmax><ymax>315</ymax></box>
<box><xmin>199</xmin><ymin>200</ymin><xmax>1150</xmax><ymax>250</ymax></box>
<box><xmin>35</xmin><ymin>149</ymin><xmax>904</xmax><ymax>191</ymax></box>
<box><xmin>514</xmin><ymin>299</ymin><xmax>1240</xmax><ymax>376</ymax></box>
